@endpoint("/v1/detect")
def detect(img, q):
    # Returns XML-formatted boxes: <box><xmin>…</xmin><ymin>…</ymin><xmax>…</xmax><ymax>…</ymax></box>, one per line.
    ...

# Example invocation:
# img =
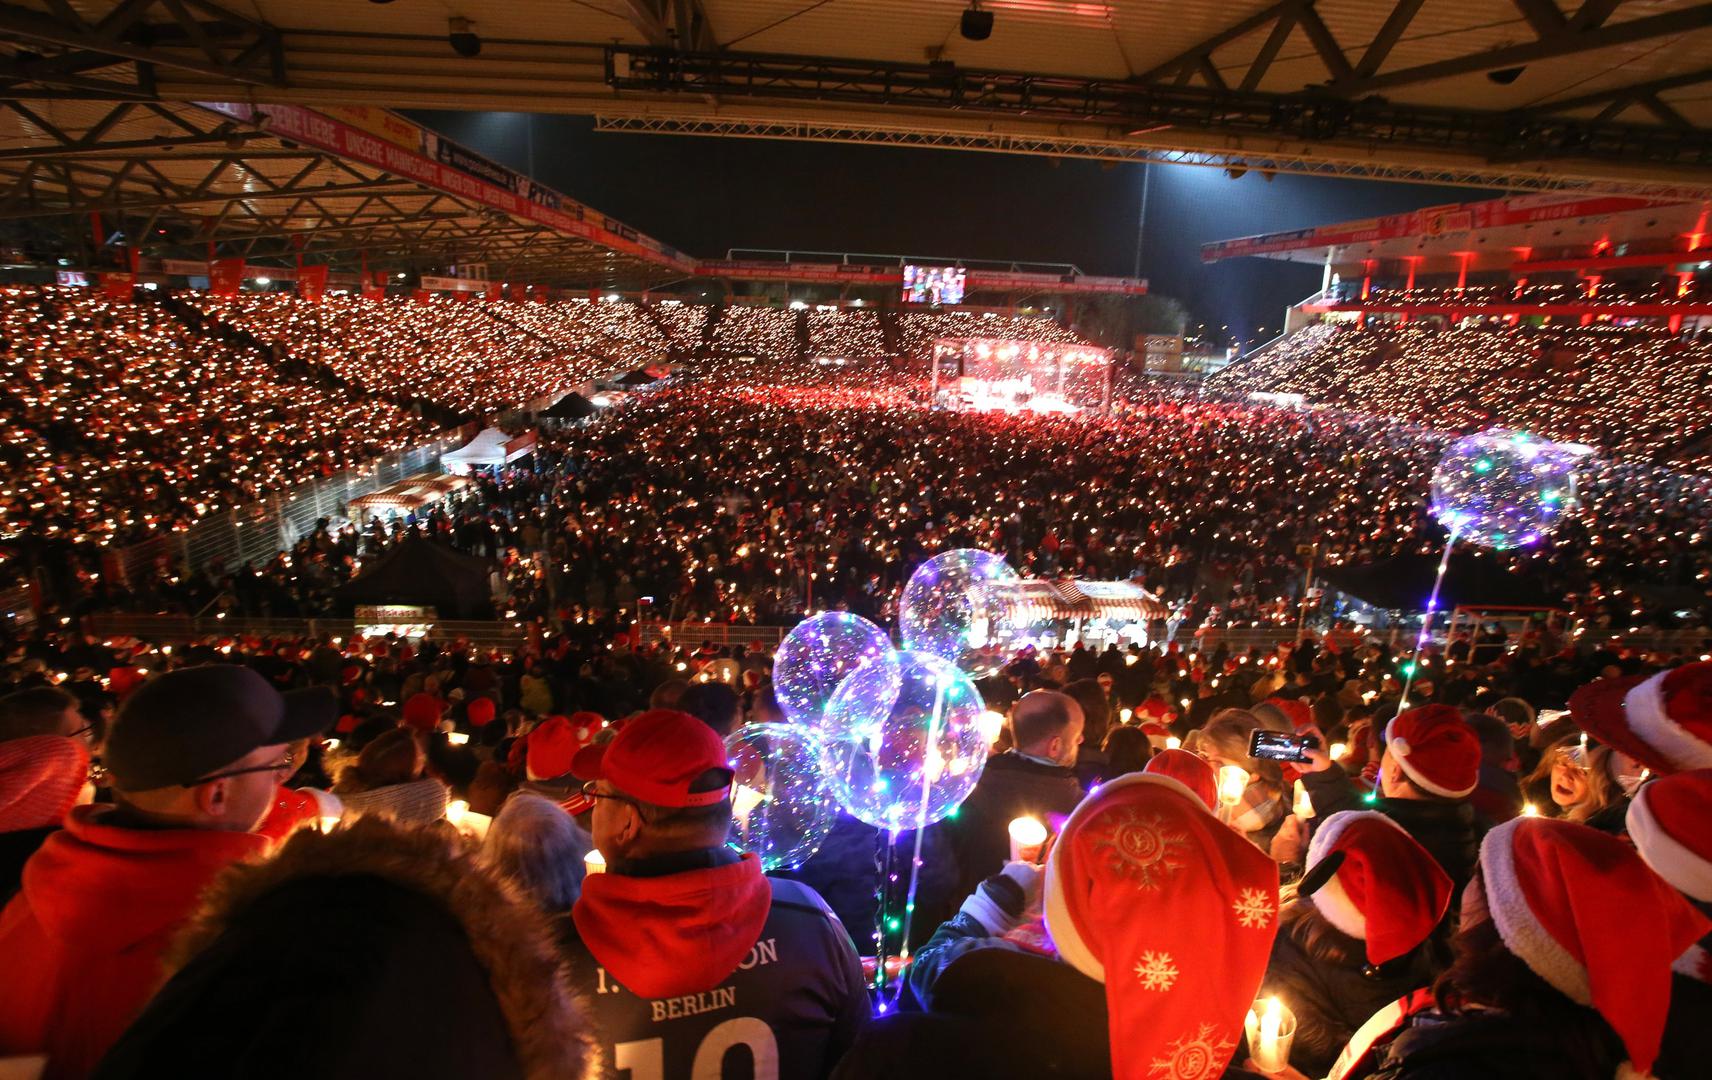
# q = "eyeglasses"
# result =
<box><xmin>580</xmin><ymin>780</ymin><xmax>638</xmax><ymax>807</ymax></box>
<box><xmin>185</xmin><ymin>750</ymin><xmax>296</xmax><ymax>786</ymax></box>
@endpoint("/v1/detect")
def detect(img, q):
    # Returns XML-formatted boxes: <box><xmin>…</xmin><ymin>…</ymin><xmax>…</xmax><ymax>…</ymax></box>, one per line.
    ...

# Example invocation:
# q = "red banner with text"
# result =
<box><xmin>209</xmin><ymin>258</ymin><xmax>245</xmax><ymax>296</ymax></box>
<box><xmin>298</xmin><ymin>264</ymin><xmax>329</xmax><ymax>302</ymax></box>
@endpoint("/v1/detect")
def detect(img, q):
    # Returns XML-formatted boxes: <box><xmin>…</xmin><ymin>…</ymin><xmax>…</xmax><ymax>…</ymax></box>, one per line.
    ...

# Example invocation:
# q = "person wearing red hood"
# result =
<box><xmin>563</xmin><ymin>709</ymin><xmax>867</xmax><ymax>1079</ymax></box>
<box><xmin>0</xmin><ymin>666</ymin><xmax>334</xmax><ymax>1079</ymax></box>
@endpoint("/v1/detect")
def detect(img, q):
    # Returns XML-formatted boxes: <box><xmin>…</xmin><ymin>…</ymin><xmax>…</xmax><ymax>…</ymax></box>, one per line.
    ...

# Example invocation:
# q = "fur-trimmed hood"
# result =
<box><xmin>133</xmin><ymin>816</ymin><xmax>598</xmax><ymax>1080</ymax></box>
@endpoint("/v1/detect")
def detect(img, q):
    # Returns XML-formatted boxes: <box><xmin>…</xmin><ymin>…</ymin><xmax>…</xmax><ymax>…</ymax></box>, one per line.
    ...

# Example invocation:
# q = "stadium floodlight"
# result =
<box><xmin>448</xmin><ymin>17</ymin><xmax>481</xmax><ymax>57</ymax></box>
<box><xmin>960</xmin><ymin>2</ymin><xmax>993</xmax><ymax>41</ymax></box>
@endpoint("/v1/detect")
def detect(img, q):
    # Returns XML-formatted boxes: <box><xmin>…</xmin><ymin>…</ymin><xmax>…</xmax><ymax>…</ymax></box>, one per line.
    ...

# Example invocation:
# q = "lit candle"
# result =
<box><xmin>1119</xmin><ymin>707</ymin><xmax>1132</xmax><ymax>723</ymax></box>
<box><xmin>584</xmin><ymin>849</ymin><xmax>607</xmax><ymax>875</ymax></box>
<box><xmin>1329</xmin><ymin>741</ymin><xmax>1348</xmax><ymax>762</ymax></box>
<box><xmin>977</xmin><ymin>710</ymin><xmax>1006</xmax><ymax>746</ymax></box>
<box><xmin>1217</xmin><ymin>765</ymin><xmax>1248</xmax><ymax>808</ymax></box>
<box><xmin>1292</xmin><ymin>779</ymin><xmax>1315</xmax><ymax>819</ymax></box>
<box><xmin>1165</xmin><ymin>736</ymin><xmax>1181</xmax><ymax>751</ymax></box>
<box><xmin>1244</xmin><ymin>995</ymin><xmax>1294</xmax><ymax>1073</ymax></box>
<box><xmin>445</xmin><ymin>799</ymin><xmax>469</xmax><ymax>828</ymax></box>
<box><xmin>1522</xmin><ymin>802</ymin><xmax>1539</xmax><ymax>817</ymax></box>
<box><xmin>1008</xmin><ymin>815</ymin><xmax>1048</xmax><ymax>862</ymax></box>
<box><xmin>446</xmin><ymin>732</ymin><xmax>469</xmax><ymax>747</ymax></box>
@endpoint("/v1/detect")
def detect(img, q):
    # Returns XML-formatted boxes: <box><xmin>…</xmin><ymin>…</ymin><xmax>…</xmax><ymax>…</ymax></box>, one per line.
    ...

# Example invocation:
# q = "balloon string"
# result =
<box><xmin>1398</xmin><ymin>526</ymin><xmax>1458</xmax><ymax>713</ymax></box>
<box><xmin>891</xmin><ymin>677</ymin><xmax>947</xmax><ymax>1004</ymax></box>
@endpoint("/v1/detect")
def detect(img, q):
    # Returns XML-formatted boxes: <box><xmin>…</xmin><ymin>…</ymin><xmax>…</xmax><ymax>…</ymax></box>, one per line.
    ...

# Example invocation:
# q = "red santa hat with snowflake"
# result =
<box><xmin>1478</xmin><ymin>817</ymin><xmax>1710</xmax><ymax>1079</ymax></box>
<box><xmin>1044</xmin><ymin>772</ymin><xmax>1280</xmax><ymax>1080</ymax></box>
<box><xmin>1299</xmin><ymin>811</ymin><xmax>1453</xmax><ymax>968</ymax></box>
<box><xmin>1570</xmin><ymin>662</ymin><xmax>1712</xmax><ymax>775</ymax></box>
<box><xmin>1382</xmin><ymin>704</ymin><xmax>1480</xmax><ymax>799</ymax></box>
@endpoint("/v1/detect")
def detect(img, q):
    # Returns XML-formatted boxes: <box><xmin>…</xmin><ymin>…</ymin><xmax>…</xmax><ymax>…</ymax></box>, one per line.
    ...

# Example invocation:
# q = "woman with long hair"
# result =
<box><xmin>1186</xmin><ymin>707</ymin><xmax>1287</xmax><ymax>847</ymax></box>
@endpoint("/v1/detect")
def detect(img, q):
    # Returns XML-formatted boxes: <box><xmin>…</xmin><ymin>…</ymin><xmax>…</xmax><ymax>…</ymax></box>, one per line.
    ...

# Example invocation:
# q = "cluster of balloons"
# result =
<box><xmin>725</xmin><ymin>548</ymin><xmax>1031</xmax><ymax>868</ymax></box>
<box><xmin>1429</xmin><ymin>427</ymin><xmax>1589</xmax><ymax>550</ymax></box>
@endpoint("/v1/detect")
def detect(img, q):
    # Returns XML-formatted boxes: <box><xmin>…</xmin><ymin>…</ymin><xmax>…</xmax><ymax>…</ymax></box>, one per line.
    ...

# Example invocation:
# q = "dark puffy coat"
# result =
<box><xmin>1301</xmin><ymin>769</ymin><xmax>1486</xmax><ymax>899</ymax></box>
<box><xmin>1368</xmin><ymin>1008</ymin><xmax>1625</xmax><ymax>1080</ymax></box>
<box><xmin>94</xmin><ymin>817</ymin><xmax>597</xmax><ymax>1080</ymax></box>
<box><xmin>1259</xmin><ymin>902</ymin><xmax>1443</xmax><ymax>1078</ymax></box>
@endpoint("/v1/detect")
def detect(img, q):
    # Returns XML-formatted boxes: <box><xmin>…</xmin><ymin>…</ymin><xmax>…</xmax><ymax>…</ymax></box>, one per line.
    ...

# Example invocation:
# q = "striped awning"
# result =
<box><xmin>987</xmin><ymin>579</ymin><xmax>1168</xmax><ymax>623</ymax></box>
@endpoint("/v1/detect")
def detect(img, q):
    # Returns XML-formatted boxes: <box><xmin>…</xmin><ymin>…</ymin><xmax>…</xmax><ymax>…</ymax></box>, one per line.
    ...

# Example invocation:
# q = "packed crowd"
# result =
<box><xmin>0</xmin><ymin>287</ymin><xmax>437</xmax><ymax>582</ymax></box>
<box><xmin>709</xmin><ymin>304</ymin><xmax>805</xmax><ymax>360</ymax></box>
<box><xmin>0</xmin><ymin>584</ymin><xmax>1707</xmax><ymax>1079</ymax></box>
<box><xmin>808</xmin><ymin>307</ymin><xmax>886</xmax><ymax>359</ymax></box>
<box><xmin>896</xmin><ymin>309</ymin><xmax>1090</xmax><ymax>358</ymax></box>
<box><xmin>1209</xmin><ymin>322</ymin><xmax>1712</xmax><ymax>466</ymax></box>
<box><xmin>484</xmin><ymin>298</ymin><xmax>671</xmax><ymax>375</ymax></box>
<box><xmin>1357</xmin><ymin>279</ymin><xmax>1699</xmax><ymax>306</ymax></box>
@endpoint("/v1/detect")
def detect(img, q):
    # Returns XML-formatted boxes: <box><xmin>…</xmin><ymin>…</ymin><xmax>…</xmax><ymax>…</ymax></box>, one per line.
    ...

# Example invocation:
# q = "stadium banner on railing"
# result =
<box><xmin>1202</xmin><ymin>193</ymin><xmax>1685</xmax><ymax>262</ymax></box>
<box><xmin>209</xmin><ymin>257</ymin><xmax>245</xmax><ymax>295</ymax></box>
<box><xmin>99</xmin><ymin>272</ymin><xmax>133</xmax><ymax>300</ymax></box>
<box><xmin>967</xmin><ymin>271</ymin><xmax>1147</xmax><ymax>295</ymax></box>
<box><xmin>299</xmin><ymin>264</ymin><xmax>328</xmax><ymax>302</ymax></box>
<box><xmin>195</xmin><ymin>102</ymin><xmax>697</xmax><ymax>274</ymax></box>
<box><xmin>419</xmin><ymin>275</ymin><xmax>488</xmax><ymax>293</ymax></box>
<box><xmin>694</xmin><ymin>260</ymin><xmax>900</xmax><ymax>284</ymax></box>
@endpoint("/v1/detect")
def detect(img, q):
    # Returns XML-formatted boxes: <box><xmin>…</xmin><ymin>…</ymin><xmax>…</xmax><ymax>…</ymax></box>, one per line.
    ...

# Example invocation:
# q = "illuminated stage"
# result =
<box><xmin>930</xmin><ymin>337</ymin><xmax>1113</xmax><ymax>414</ymax></box>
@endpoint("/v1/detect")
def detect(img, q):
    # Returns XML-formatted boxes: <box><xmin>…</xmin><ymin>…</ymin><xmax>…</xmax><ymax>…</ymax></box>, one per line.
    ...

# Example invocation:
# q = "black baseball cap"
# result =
<box><xmin>104</xmin><ymin>665</ymin><xmax>337</xmax><ymax>791</ymax></box>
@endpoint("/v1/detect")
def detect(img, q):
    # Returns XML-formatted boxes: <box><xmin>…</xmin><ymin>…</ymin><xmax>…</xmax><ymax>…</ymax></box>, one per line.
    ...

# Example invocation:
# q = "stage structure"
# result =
<box><xmin>931</xmin><ymin>337</ymin><xmax>1113</xmax><ymax>414</ymax></box>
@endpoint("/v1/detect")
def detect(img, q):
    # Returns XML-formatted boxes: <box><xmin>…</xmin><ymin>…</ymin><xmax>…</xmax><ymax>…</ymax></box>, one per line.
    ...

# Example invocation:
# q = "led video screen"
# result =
<box><xmin>902</xmin><ymin>265</ymin><xmax>966</xmax><ymax>306</ymax></box>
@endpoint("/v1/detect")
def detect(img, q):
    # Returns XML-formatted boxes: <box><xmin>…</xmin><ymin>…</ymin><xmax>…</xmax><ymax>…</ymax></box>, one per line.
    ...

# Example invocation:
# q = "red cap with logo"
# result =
<box><xmin>572</xmin><ymin>709</ymin><xmax>732</xmax><ymax>808</ymax></box>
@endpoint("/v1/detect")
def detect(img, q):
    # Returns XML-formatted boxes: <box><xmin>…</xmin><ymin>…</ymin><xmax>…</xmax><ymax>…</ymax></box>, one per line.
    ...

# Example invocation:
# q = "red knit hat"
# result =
<box><xmin>525</xmin><ymin>715</ymin><xmax>583</xmax><ymax>781</ymax></box>
<box><xmin>465</xmin><ymin>696</ymin><xmax>497</xmax><ymax>729</ymax></box>
<box><xmin>0</xmin><ymin>735</ymin><xmax>89</xmax><ymax>832</ymax></box>
<box><xmin>1480</xmin><ymin>817</ymin><xmax>1711</xmax><ymax>1078</ymax></box>
<box><xmin>1143</xmin><ymin>747</ymin><xmax>1218</xmax><ymax>811</ymax></box>
<box><xmin>1626</xmin><ymin>769</ymin><xmax>1712</xmax><ymax>903</ymax></box>
<box><xmin>1384</xmin><ymin>704</ymin><xmax>1479</xmax><ymax>798</ymax></box>
<box><xmin>1043</xmin><ymin>773</ymin><xmax>1280</xmax><ymax>1080</ymax></box>
<box><xmin>1301</xmin><ymin>811</ymin><xmax>1452</xmax><ymax>967</ymax></box>
<box><xmin>1570</xmin><ymin>664</ymin><xmax>1712</xmax><ymax>775</ymax></box>
<box><xmin>401</xmin><ymin>691</ymin><xmax>442</xmax><ymax>732</ymax></box>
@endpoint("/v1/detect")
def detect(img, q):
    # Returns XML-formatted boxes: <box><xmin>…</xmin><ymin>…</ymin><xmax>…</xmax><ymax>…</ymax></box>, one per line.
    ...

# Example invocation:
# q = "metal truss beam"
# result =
<box><xmin>0</xmin><ymin>0</ymin><xmax>286</xmax><ymax>96</ymax></box>
<box><xmin>621</xmin><ymin>0</ymin><xmax>716</xmax><ymax>53</ymax></box>
<box><xmin>591</xmin><ymin>112</ymin><xmax>1712</xmax><ymax>198</ymax></box>
<box><xmin>604</xmin><ymin>47</ymin><xmax>1712</xmax><ymax>174</ymax></box>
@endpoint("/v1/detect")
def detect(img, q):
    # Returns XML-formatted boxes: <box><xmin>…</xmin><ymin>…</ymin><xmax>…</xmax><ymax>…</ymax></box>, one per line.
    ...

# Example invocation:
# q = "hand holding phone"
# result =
<box><xmin>1248</xmin><ymin>728</ymin><xmax>1322</xmax><ymax>765</ymax></box>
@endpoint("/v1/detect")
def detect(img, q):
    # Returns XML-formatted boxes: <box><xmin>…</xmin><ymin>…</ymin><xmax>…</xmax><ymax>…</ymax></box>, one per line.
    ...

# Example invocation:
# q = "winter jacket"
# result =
<box><xmin>561</xmin><ymin>846</ymin><xmax>869</xmax><ymax>1080</ymax></box>
<box><xmin>0</xmin><ymin>806</ymin><xmax>272</xmax><ymax>1078</ymax></box>
<box><xmin>1367</xmin><ymin>1007</ymin><xmax>1625</xmax><ymax>1080</ymax></box>
<box><xmin>1301</xmin><ymin>768</ymin><xmax>1486</xmax><ymax>898</ymax></box>
<box><xmin>930</xmin><ymin>752</ymin><xmax>1084</xmax><ymax>931</ymax></box>
<box><xmin>780</xmin><ymin>812</ymin><xmax>960</xmax><ymax>952</ymax></box>
<box><xmin>1659</xmin><ymin>943</ymin><xmax>1712</xmax><ymax>1080</ymax></box>
<box><xmin>1259</xmin><ymin>903</ymin><xmax>1442</xmax><ymax>1078</ymax></box>
<box><xmin>94</xmin><ymin>816</ymin><xmax>597</xmax><ymax>1080</ymax></box>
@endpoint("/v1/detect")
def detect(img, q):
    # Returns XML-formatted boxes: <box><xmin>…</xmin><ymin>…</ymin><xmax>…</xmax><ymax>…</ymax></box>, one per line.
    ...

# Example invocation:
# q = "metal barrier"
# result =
<box><xmin>85</xmin><ymin>613</ymin><xmax>531</xmax><ymax>649</ymax></box>
<box><xmin>639</xmin><ymin>621</ymin><xmax>792</xmax><ymax>648</ymax></box>
<box><xmin>107</xmin><ymin>435</ymin><xmax>464</xmax><ymax>588</ymax></box>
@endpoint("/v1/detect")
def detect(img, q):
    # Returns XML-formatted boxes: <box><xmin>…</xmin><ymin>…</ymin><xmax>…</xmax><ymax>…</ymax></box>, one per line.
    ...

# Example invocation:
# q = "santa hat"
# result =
<box><xmin>401</xmin><ymin>692</ymin><xmax>442</xmax><ymax>733</ymax></box>
<box><xmin>255</xmin><ymin>786</ymin><xmax>343</xmax><ymax>844</ymax></box>
<box><xmin>1383</xmin><ymin>704</ymin><xmax>1479</xmax><ymax>799</ymax></box>
<box><xmin>1626</xmin><ymin>769</ymin><xmax>1712</xmax><ymax>902</ymax></box>
<box><xmin>526</xmin><ymin>714</ymin><xmax>602</xmax><ymax>781</ymax></box>
<box><xmin>1044</xmin><ymin>772</ymin><xmax>1280</xmax><ymax>1080</ymax></box>
<box><xmin>0</xmin><ymin>735</ymin><xmax>90</xmax><ymax>832</ymax></box>
<box><xmin>1300</xmin><ymin>811</ymin><xmax>1452</xmax><ymax>967</ymax></box>
<box><xmin>466</xmin><ymin>696</ymin><xmax>497</xmax><ymax>729</ymax></box>
<box><xmin>1139</xmin><ymin>721</ymin><xmax>1172</xmax><ymax>750</ymax></box>
<box><xmin>1479</xmin><ymin>817</ymin><xmax>1710</xmax><ymax>1078</ymax></box>
<box><xmin>1143</xmin><ymin>748</ymin><xmax>1218</xmax><ymax>811</ymax></box>
<box><xmin>1570</xmin><ymin>664</ymin><xmax>1712</xmax><ymax>776</ymax></box>
<box><xmin>1261</xmin><ymin>697</ymin><xmax>1314</xmax><ymax>732</ymax></box>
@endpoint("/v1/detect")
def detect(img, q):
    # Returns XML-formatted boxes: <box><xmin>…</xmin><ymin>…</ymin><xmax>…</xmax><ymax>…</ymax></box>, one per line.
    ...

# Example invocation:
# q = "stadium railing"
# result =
<box><xmin>84</xmin><ymin>613</ymin><xmax>531</xmax><ymax>650</ymax></box>
<box><xmin>109</xmin><ymin>433</ymin><xmax>467</xmax><ymax>589</ymax></box>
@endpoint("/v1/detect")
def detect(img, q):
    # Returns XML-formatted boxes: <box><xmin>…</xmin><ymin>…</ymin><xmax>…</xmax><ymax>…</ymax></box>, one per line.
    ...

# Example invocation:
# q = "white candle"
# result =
<box><xmin>1165</xmin><ymin>736</ymin><xmax>1181</xmax><ymax>751</ymax></box>
<box><xmin>1245</xmin><ymin>995</ymin><xmax>1294</xmax><ymax>1073</ymax></box>
<box><xmin>446</xmin><ymin>732</ymin><xmax>469</xmax><ymax>747</ymax></box>
<box><xmin>584</xmin><ymin>849</ymin><xmax>607</xmax><ymax>875</ymax></box>
<box><xmin>1009</xmin><ymin>816</ymin><xmax>1048</xmax><ymax>862</ymax></box>
<box><xmin>1329</xmin><ymin>741</ymin><xmax>1348</xmax><ymax>762</ymax></box>
<box><xmin>1292</xmin><ymin>779</ymin><xmax>1315</xmax><ymax>819</ymax></box>
<box><xmin>445</xmin><ymin>799</ymin><xmax>468</xmax><ymax>828</ymax></box>
<box><xmin>1217</xmin><ymin>765</ymin><xmax>1248</xmax><ymax>808</ymax></box>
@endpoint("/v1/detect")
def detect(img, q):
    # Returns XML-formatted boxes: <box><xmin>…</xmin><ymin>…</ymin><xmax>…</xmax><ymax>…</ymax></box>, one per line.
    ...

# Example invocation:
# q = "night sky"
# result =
<box><xmin>410</xmin><ymin>110</ymin><xmax>1493</xmax><ymax>346</ymax></box>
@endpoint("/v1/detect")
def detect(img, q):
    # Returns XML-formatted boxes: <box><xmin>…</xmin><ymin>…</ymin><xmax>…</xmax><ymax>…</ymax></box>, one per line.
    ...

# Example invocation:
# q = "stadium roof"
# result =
<box><xmin>0</xmin><ymin>98</ymin><xmax>691</xmax><ymax>286</ymax></box>
<box><xmin>6</xmin><ymin>2</ymin><xmax>1712</xmax><ymax>195</ymax></box>
<box><xmin>1201</xmin><ymin>192</ymin><xmax>1712</xmax><ymax>271</ymax></box>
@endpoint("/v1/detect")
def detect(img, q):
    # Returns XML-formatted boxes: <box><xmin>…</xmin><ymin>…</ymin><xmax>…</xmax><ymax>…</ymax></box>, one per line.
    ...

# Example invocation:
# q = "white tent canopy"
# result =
<box><xmin>441</xmin><ymin>428</ymin><xmax>534</xmax><ymax>473</ymax></box>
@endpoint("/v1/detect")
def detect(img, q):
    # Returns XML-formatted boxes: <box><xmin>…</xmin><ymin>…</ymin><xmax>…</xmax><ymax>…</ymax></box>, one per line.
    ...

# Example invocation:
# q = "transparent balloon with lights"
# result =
<box><xmin>724</xmin><ymin>723</ymin><xmax>840</xmax><ymax>871</ymax></box>
<box><xmin>1429</xmin><ymin>428</ymin><xmax>1589</xmax><ymax>550</ymax></box>
<box><xmin>773</xmin><ymin>611</ymin><xmax>900</xmax><ymax>730</ymax></box>
<box><xmin>820</xmin><ymin>649</ymin><xmax>989</xmax><ymax>831</ymax></box>
<box><xmin>899</xmin><ymin>548</ymin><xmax>1039</xmax><ymax>677</ymax></box>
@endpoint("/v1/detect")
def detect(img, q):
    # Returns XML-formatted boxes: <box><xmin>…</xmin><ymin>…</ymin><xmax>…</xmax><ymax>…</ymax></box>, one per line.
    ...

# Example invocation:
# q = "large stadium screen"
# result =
<box><xmin>902</xmin><ymin>265</ymin><xmax>966</xmax><ymax>306</ymax></box>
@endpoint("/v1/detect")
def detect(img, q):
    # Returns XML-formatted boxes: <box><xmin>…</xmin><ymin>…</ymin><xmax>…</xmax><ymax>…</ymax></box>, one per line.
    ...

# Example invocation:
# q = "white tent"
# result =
<box><xmin>441</xmin><ymin>428</ymin><xmax>534</xmax><ymax>473</ymax></box>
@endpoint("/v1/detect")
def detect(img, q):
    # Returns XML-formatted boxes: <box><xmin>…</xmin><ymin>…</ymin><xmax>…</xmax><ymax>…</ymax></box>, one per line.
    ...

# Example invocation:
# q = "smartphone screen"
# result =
<box><xmin>1249</xmin><ymin>728</ymin><xmax>1319</xmax><ymax>764</ymax></box>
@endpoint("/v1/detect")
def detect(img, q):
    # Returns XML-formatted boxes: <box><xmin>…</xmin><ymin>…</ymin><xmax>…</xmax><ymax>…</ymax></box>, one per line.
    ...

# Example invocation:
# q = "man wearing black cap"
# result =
<box><xmin>0</xmin><ymin>666</ymin><xmax>334</xmax><ymax>1079</ymax></box>
<box><xmin>564</xmin><ymin>709</ymin><xmax>868</xmax><ymax>1080</ymax></box>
